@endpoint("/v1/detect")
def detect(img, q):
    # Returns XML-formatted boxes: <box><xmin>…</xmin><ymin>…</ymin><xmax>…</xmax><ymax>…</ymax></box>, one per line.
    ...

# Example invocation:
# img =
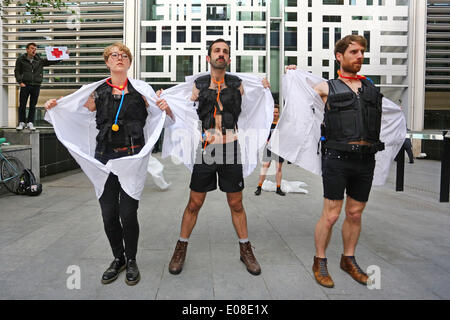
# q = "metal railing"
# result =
<box><xmin>396</xmin><ymin>130</ymin><xmax>450</xmax><ymax>203</ymax></box>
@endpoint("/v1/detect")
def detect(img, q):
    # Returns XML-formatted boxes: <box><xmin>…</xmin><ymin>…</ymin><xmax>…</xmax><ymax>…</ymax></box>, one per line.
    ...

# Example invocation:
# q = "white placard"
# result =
<box><xmin>45</xmin><ymin>46</ymin><xmax>69</xmax><ymax>61</ymax></box>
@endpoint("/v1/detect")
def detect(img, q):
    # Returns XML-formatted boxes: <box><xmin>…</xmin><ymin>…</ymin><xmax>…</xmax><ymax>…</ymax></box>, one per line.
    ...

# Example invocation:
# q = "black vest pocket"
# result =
<box><xmin>367</xmin><ymin>106</ymin><xmax>381</xmax><ymax>134</ymax></box>
<box><xmin>327</xmin><ymin>92</ymin><xmax>355</xmax><ymax>108</ymax></box>
<box><xmin>221</xmin><ymin>112</ymin><xmax>235</xmax><ymax>129</ymax></box>
<box><xmin>340</xmin><ymin>110</ymin><xmax>357</xmax><ymax>137</ymax></box>
<box><xmin>126</xmin><ymin>121</ymin><xmax>144</xmax><ymax>140</ymax></box>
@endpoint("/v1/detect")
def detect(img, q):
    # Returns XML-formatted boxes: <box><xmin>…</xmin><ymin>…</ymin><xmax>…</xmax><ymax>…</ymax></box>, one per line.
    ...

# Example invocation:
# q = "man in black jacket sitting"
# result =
<box><xmin>14</xmin><ymin>43</ymin><xmax>64</xmax><ymax>131</ymax></box>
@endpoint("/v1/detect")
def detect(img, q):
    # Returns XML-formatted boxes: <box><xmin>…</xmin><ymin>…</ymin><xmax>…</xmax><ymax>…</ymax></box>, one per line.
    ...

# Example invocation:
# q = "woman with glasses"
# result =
<box><xmin>44</xmin><ymin>43</ymin><xmax>174</xmax><ymax>286</ymax></box>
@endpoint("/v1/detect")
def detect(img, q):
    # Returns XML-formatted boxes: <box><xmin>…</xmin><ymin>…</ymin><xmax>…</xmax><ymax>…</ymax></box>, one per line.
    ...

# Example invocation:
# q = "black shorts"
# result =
<box><xmin>262</xmin><ymin>145</ymin><xmax>285</xmax><ymax>163</ymax></box>
<box><xmin>189</xmin><ymin>140</ymin><xmax>244</xmax><ymax>193</ymax></box>
<box><xmin>321</xmin><ymin>149</ymin><xmax>376</xmax><ymax>203</ymax></box>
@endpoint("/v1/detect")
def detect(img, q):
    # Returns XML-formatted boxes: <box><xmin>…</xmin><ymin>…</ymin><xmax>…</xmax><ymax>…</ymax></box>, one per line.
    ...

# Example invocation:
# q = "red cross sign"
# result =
<box><xmin>51</xmin><ymin>48</ymin><xmax>63</xmax><ymax>59</ymax></box>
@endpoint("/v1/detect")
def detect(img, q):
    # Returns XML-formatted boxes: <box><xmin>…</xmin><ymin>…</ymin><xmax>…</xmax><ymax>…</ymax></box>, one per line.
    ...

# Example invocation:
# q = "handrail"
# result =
<box><xmin>396</xmin><ymin>129</ymin><xmax>450</xmax><ymax>202</ymax></box>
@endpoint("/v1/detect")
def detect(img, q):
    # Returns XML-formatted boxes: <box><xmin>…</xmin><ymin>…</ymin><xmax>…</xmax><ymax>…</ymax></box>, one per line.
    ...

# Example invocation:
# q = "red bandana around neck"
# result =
<box><xmin>337</xmin><ymin>70</ymin><xmax>366</xmax><ymax>80</ymax></box>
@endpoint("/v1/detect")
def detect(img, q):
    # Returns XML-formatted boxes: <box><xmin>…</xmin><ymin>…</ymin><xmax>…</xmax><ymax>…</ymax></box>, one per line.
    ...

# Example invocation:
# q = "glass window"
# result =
<box><xmin>244</xmin><ymin>34</ymin><xmax>266</xmax><ymax>51</ymax></box>
<box><xmin>236</xmin><ymin>56</ymin><xmax>253</xmax><ymax>73</ymax></box>
<box><xmin>285</xmin><ymin>27</ymin><xmax>297</xmax><ymax>51</ymax></box>
<box><xmin>145</xmin><ymin>56</ymin><xmax>164</xmax><ymax>72</ymax></box>
<box><xmin>323</xmin><ymin>0</ymin><xmax>344</xmax><ymax>4</ymax></box>
<box><xmin>323</xmin><ymin>27</ymin><xmax>330</xmax><ymax>49</ymax></box>
<box><xmin>176</xmin><ymin>56</ymin><xmax>193</xmax><ymax>82</ymax></box>
<box><xmin>206</xmin><ymin>4</ymin><xmax>230</xmax><ymax>20</ymax></box>
<box><xmin>177</xmin><ymin>26</ymin><xmax>186</xmax><ymax>43</ymax></box>
<box><xmin>143</xmin><ymin>0</ymin><xmax>165</xmax><ymax>20</ymax></box>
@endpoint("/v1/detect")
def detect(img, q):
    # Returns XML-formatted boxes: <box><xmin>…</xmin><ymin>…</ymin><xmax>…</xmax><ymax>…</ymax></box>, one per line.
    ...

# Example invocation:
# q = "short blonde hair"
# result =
<box><xmin>103</xmin><ymin>42</ymin><xmax>133</xmax><ymax>63</ymax></box>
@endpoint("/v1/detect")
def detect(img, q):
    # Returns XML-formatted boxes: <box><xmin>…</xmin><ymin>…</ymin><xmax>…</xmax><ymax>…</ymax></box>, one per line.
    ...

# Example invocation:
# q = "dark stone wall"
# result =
<box><xmin>39</xmin><ymin>129</ymin><xmax>79</xmax><ymax>177</ymax></box>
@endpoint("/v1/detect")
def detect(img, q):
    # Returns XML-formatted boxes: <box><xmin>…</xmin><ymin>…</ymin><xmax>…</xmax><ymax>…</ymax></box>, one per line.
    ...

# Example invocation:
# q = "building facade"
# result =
<box><xmin>1</xmin><ymin>0</ymin><xmax>448</xmax><ymax>132</ymax></box>
<box><xmin>1</xmin><ymin>0</ymin><xmax>125</xmax><ymax>127</ymax></box>
<box><xmin>137</xmin><ymin>0</ymin><xmax>411</xmax><ymax>104</ymax></box>
<box><xmin>425</xmin><ymin>0</ymin><xmax>450</xmax><ymax>130</ymax></box>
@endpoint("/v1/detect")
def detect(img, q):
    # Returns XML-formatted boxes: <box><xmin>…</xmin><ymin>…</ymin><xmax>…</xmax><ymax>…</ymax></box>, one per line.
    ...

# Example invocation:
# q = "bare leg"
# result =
<box><xmin>275</xmin><ymin>161</ymin><xmax>283</xmax><ymax>186</ymax></box>
<box><xmin>342</xmin><ymin>196</ymin><xmax>366</xmax><ymax>256</ymax></box>
<box><xmin>179</xmin><ymin>191</ymin><xmax>207</xmax><ymax>239</ymax></box>
<box><xmin>226</xmin><ymin>191</ymin><xmax>248</xmax><ymax>239</ymax></box>
<box><xmin>314</xmin><ymin>198</ymin><xmax>344</xmax><ymax>258</ymax></box>
<box><xmin>257</xmin><ymin>161</ymin><xmax>271</xmax><ymax>186</ymax></box>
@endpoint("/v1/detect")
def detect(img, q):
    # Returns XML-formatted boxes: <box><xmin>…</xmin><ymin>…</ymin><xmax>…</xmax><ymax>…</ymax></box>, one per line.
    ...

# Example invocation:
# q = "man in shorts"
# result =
<box><xmin>168</xmin><ymin>39</ymin><xmax>270</xmax><ymax>276</ymax></box>
<box><xmin>290</xmin><ymin>35</ymin><xmax>385</xmax><ymax>288</ymax></box>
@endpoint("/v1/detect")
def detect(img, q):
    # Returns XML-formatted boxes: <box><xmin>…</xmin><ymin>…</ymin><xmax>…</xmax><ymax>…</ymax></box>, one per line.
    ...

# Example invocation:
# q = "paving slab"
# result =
<box><xmin>0</xmin><ymin>155</ymin><xmax>448</xmax><ymax>300</ymax></box>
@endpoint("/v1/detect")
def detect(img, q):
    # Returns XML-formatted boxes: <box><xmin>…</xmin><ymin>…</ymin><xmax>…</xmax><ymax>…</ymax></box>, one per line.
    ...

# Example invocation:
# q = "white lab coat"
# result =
<box><xmin>161</xmin><ymin>72</ymin><xmax>274</xmax><ymax>178</ymax></box>
<box><xmin>268</xmin><ymin>69</ymin><xmax>406</xmax><ymax>186</ymax></box>
<box><xmin>45</xmin><ymin>78</ymin><xmax>177</xmax><ymax>200</ymax></box>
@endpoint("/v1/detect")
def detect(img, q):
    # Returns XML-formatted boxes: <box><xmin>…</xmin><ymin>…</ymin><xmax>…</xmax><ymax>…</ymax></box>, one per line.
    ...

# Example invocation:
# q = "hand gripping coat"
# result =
<box><xmin>268</xmin><ymin>69</ymin><xmax>406</xmax><ymax>186</ymax></box>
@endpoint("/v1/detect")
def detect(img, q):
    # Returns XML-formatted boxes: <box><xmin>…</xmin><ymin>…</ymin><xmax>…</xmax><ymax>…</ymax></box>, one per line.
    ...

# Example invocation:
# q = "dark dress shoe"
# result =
<box><xmin>254</xmin><ymin>186</ymin><xmax>262</xmax><ymax>196</ymax></box>
<box><xmin>276</xmin><ymin>187</ymin><xmax>286</xmax><ymax>196</ymax></box>
<box><xmin>101</xmin><ymin>257</ymin><xmax>126</xmax><ymax>284</ymax></box>
<box><xmin>125</xmin><ymin>259</ymin><xmax>140</xmax><ymax>286</ymax></box>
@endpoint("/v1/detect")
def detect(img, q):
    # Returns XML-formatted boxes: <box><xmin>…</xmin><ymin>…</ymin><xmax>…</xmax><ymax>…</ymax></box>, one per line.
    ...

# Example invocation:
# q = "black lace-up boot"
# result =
<box><xmin>101</xmin><ymin>256</ymin><xmax>126</xmax><ymax>284</ymax></box>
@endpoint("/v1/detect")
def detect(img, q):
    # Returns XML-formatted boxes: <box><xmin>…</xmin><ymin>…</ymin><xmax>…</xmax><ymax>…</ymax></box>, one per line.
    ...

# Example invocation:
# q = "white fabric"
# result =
<box><xmin>147</xmin><ymin>155</ymin><xmax>171</xmax><ymax>190</ymax></box>
<box><xmin>45</xmin><ymin>78</ymin><xmax>170</xmax><ymax>200</ymax></box>
<box><xmin>268</xmin><ymin>69</ymin><xmax>406</xmax><ymax>186</ymax></box>
<box><xmin>45</xmin><ymin>46</ymin><xmax>69</xmax><ymax>60</ymax></box>
<box><xmin>262</xmin><ymin>179</ymin><xmax>309</xmax><ymax>194</ymax></box>
<box><xmin>161</xmin><ymin>72</ymin><xmax>274</xmax><ymax>178</ymax></box>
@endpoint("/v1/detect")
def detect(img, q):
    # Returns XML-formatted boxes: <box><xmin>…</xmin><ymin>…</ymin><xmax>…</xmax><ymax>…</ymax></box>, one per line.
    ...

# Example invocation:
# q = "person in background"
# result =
<box><xmin>14</xmin><ymin>43</ymin><xmax>66</xmax><ymax>131</ymax></box>
<box><xmin>255</xmin><ymin>104</ymin><xmax>286</xmax><ymax>196</ymax></box>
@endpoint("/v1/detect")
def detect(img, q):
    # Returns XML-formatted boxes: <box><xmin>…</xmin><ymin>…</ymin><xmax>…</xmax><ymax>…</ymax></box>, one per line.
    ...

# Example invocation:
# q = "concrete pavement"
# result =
<box><xmin>0</xmin><ymin>154</ymin><xmax>448</xmax><ymax>300</ymax></box>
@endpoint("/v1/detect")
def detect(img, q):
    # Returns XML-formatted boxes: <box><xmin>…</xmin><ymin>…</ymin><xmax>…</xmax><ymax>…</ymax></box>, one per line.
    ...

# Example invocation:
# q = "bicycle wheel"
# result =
<box><xmin>0</xmin><ymin>156</ymin><xmax>25</xmax><ymax>194</ymax></box>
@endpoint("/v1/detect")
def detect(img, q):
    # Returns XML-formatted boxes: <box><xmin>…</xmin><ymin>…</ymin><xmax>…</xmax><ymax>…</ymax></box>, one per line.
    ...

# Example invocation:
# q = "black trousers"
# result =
<box><xmin>404</xmin><ymin>138</ymin><xmax>414</xmax><ymax>163</ymax></box>
<box><xmin>19</xmin><ymin>85</ymin><xmax>41</xmax><ymax>123</ymax></box>
<box><xmin>395</xmin><ymin>139</ymin><xmax>414</xmax><ymax>163</ymax></box>
<box><xmin>96</xmin><ymin>147</ymin><xmax>142</xmax><ymax>260</ymax></box>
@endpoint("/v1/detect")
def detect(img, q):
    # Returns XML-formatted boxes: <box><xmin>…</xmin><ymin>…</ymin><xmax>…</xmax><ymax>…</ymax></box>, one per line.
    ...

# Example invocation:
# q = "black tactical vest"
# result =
<box><xmin>94</xmin><ymin>81</ymin><xmax>148</xmax><ymax>152</ymax></box>
<box><xmin>195</xmin><ymin>74</ymin><xmax>242</xmax><ymax>133</ymax></box>
<box><xmin>323</xmin><ymin>78</ymin><xmax>384</xmax><ymax>153</ymax></box>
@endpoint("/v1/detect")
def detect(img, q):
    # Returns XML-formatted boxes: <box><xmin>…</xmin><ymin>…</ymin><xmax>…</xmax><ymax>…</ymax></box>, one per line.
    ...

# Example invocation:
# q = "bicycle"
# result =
<box><xmin>0</xmin><ymin>147</ymin><xmax>25</xmax><ymax>194</ymax></box>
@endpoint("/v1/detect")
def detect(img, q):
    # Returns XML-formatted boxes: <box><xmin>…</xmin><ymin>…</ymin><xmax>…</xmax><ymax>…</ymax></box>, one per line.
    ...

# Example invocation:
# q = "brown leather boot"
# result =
<box><xmin>239</xmin><ymin>241</ymin><xmax>261</xmax><ymax>275</ymax></box>
<box><xmin>168</xmin><ymin>240</ymin><xmax>188</xmax><ymax>275</ymax></box>
<box><xmin>340</xmin><ymin>254</ymin><xmax>369</xmax><ymax>285</ymax></box>
<box><xmin>312</xmin><ymin>256</ymin><xmax>334</xmax><ymax>288</ymax></box>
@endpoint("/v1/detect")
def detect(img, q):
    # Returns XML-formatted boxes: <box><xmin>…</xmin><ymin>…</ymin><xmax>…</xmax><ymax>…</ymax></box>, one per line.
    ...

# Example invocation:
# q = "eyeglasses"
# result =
<box><xmin>109</xmin><ymin>52</ymin><xmax>129</xmax><ymax>60</ymax></box>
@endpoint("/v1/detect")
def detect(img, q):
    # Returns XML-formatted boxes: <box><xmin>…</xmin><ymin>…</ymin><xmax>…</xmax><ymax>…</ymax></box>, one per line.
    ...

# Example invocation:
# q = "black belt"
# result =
<box><xmin>323</xmin><ymin>149</ymin><xmax>375</xmax><ymax>160</ymax></box>
<box><xmin>324</xmin><ymin>141</ymin><xmax>385</xmax><ymax>154</ymax></box>
<box><xmin>113</xmin><ymin>145</ymin><xmax>142</xmax><ymax>153</ymax></box>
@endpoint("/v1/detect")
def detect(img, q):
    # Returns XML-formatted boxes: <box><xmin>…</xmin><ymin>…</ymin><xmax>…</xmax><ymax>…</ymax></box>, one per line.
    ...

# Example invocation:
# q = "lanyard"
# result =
<box><xmin>202</xmin><ymin>77</ymin><xmax>225</xmax><ymax>151</ymax></box>
<box><xmin>212</xmin><ymin>77</ymin><xmax>224</xmax><ymax>102</ymax></box>
<box><xmin>106</xmin><ymin>78</ymin><xmax>128</xmax><ymax>132</ymax></box>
